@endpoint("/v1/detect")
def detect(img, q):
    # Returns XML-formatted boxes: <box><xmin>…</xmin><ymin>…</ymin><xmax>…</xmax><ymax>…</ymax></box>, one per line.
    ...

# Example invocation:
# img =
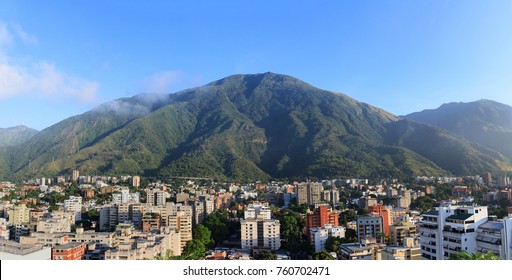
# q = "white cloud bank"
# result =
<box><xmin>0</xmin><ymin>22</ymin><xmax>99</xmax><ymax>102</ymax></box>
<box><xmin>140</xmin><ymin>70</ymin><xmax>203</xmax><ymax>94</ymax></box>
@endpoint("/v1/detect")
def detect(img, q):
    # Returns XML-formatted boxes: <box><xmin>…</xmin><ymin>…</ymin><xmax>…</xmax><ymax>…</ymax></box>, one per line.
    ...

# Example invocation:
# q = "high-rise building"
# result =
<box><xmin>305</xmin><ymin>205</ymin><xmax>339</xmax><ymax>230</ymax></box>
<box><xmin>8</xmin><ymin>204</ymin><xmax>30</xmax><ymax>225</ymax></box>
<box><xmin>99</xmin><ymin>203</ymin><xmax>146</xmax><ymax>231</ymax></box>
<box><xmin>168</xmin><ymin>210</ymin><xmax>192</xmax><ymax>249</ymax></box>
<box><xmin>296</xmin><ymin>183</ymin><xmax>308</xmax><ymax>204</ymax></box>
<box><xmin>244</xmin><ymin>203</ymin><xmax>271</xmax><ymax>220</ymax></box>
<box><xmin>475</xmin><ymin>217</ymin><xmax>512</xmax><ymax>260</ymax></box>
<box><xmin>191</xmin><ymin>201</ymin><xmax>205</xmax><ymax>226</ymax></box>
<box><xmin>389</xmin><ymin>222</ymin><xmax>417</xmax><ymax>246</ymax></box>
<box><xmin>147</xmin><ymin>189</ymin><xmax>166</xmax><ymax>206</ymax></box>
<box><xmin>72</xmin><ymin>170</ymin><xmax>80</xmax><ymax>182</ymax></box>
<box><xmin>482</xmin><ymin>172</ymin><xmax>492</xmax><ymax>185</ymax></box>
<box><xmin>309</xmin><ymin>224</ymin><xmax>346</xmax><ymax>253</ymax></box>
<box><xmin>131</xmin><ymin>176</ymin><xmax>141</xmax><ymax>188</ymax></box>
<box><xmin>307</xmin><ymin>183</ymin><xmax>323</xmax><ymax>205</ymax></box>
<box><xmin>368</xmin><ymin>204</ymin><xmax>392</xmax><ymax>235</ymax></box>
<box><xmin>419</xmin><ymin>205</ymin><xmax>488</xmax><ymax>260</ymax></box>
<box><xmin>241</xmin><ymin>218</ymin><xmax>280</xmax><ymax>251</ymax></box>
<box><xmin>357</xmin><ymin>216</ymin><xmax>384</xmax><ymax>243</ymax></box>
<box><xmin>64</xmin><ymin>196</ymin><xmax>82</xmax><ymax>222</ymax></box>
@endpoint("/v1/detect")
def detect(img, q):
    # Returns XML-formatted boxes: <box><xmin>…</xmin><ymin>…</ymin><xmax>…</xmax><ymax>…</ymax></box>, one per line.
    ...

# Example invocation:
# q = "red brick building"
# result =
<box><xmin>305</xmin><ymin>205</ymin><xmax>339</xmax><ymax>230</ymax></box>
<box><xmin>52</xmin><ymin>242</ymin><xmax>86</xmax><ymax>260</ymax></box>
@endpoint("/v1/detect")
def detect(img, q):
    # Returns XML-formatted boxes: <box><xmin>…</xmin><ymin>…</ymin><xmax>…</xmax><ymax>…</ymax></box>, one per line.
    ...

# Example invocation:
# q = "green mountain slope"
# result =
<box><xmin>0</xmin><ymin>126</ymin><xmax>38</xmax><ymax>147</ymax></box>
<box><xmin>384</xmin><ymin>120</ymin><xmax>511</xmax><ymax>175</ymax></box>
<box><xmin>2</xmin><ymin>73</ymin><xmax>508</xmax><ymax>181</ymax></box>
<box><xmin>405</xmin><ymin>100</ymin><xmax>512</xmax><ymax>161</ymax></box>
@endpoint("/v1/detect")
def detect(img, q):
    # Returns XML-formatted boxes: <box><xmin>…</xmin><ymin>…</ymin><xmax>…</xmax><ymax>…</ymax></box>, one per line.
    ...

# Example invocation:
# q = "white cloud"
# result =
<box><xmin>141</xmin><ymin>70</ymin><xmax>183</xmax><ymax>93</ymax></box>
<box><xmin>0</xmin><ymin>22</ymin><xmax>99</xmax><ymax>102</ymax></box>
<box><xmin>140</xmin><ymin>70</ymin><xmax>203</xmax><ymax>94</ymax></box>
<box><xmin>0</xmin><ymin>23</ymin><xmax>13</xmax><ymax>46</ymax></box>
<box><xmin>0</xmin><ymin>58</ymin><xmax>99</xmax><ymax>101</ymax></box>
<box><xmin>11</xmin><ymin>23</ymin><xmax>38</xmax><ymax>45</ymax></box>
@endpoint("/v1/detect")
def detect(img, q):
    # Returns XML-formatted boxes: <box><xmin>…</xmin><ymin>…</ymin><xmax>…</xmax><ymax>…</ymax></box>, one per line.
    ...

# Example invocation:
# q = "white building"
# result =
<box><xmin>244</xmin><ymin>203</ymin><xmax>271</xmax><ymax>220</ymax></box>
<box><xmin>112</xmin><ymin>188</ymin><xmax>140</xmax><ymax>204</ymax></box>
<box><xmin>309</xmin><ymin>224</ymin><xmax>346</xmax><ymax>253</ymax></box>
<box><xmin>475</xmin><ymin>217</ymin><xmax>512</xmax><ymax>260</ymax></box>
<box><xmin>419</xmin><ymin>204</ymin><xmax>488</xmax><ymax>260</ymax></box>
<box><xmin>0</xmin><ymin>240</ymin><xmax>51</xmax><ymax>260</ymax></box>
<box><xmin>241</xmin><ymin>219</ymin><xmax>280</xmax><ymax>251</ymax></box>
<box><xmin>64</xmin><ymin>196</ymin><xmax>82</xmax><ymax>221</ymax></box>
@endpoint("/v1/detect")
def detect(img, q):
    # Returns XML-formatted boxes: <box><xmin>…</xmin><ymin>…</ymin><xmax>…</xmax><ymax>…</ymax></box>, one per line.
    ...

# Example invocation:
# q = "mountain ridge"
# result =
<box><xmin>1</xmin><ymin>73</ymin><xmax>510</xmax><ymax>181</ymax></box>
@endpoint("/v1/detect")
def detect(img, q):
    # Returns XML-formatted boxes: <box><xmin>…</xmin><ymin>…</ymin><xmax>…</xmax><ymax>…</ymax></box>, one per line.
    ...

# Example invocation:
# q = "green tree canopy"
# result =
<box><xmin>312</xmin><ymin>250</ymin><xmax>335</xmax><ymax>260</ymax></box>
<box><xmin>449</xmin><ymin>250</ymin><xmax>500</xmax><ymax>260</ymax></box>
<box><xmin>254</xmin><ymin>252</ymin><xmax>277</xmax><ymax>260</ymax></box>
<box><xmin>182</xmin><ymin>239</ymin><xmax>206</xmax><ymax>260</ymax></box>
<box><xmin>193</xmin><ymin>224</ymin><xmax>214</xmax><ymax>249</ymax></box>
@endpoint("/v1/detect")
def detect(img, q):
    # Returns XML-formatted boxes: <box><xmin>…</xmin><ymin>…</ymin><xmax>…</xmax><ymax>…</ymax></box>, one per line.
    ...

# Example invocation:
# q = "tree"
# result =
<box><xmin>345</xmin><ymin>228</ymin><xmax>357</xmax><ymax>241</ymax></box>
<box><xmin>410</xmin><ymin>196</ymin><xmax>436</xmax><ymax>213</ymax></box>
<box><xmin>154</xmin><ymin>250</ymin><xmax>178</xmax><ymax>260</ymax></box>
<box><xmin>203</xmin><ymin>210</ymin><xmax>233</xmax><ymax>245</ymax></box>
<box><xmin>193</xmin><ymin>224</ymin><xmax>214</xmax><ymax>249</ymax></box>
<box><xmin>312</xmin><ymin>250</ymin><xmax>335</xmax><ymax>260</ymax></box>
<box><xmin>254</xmin><ymin>252</ymin><xmax>277</xmax><ymax>260</ymax></box>
<box><xmin>449</xmin><ymin>250</ymin><xmax>500</xmax><ymax>260</ymax></box>
<box><xmin>324</xmin><ymin>236</ymin><xmax>343</xmax><ymax>252</ymax></box>
<box><xmin>182</xmin><ymin>239</ymin><xmax>206</xmax><ymax>260</ymax></box>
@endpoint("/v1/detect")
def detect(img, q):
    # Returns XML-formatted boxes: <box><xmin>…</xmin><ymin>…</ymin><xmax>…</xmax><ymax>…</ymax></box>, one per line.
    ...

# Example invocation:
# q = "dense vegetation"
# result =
<box><xmin>0</xmin><ymin>125</ymin><xmax>38</xmax><ymax>147</ymax></box>
<box><xmin>1</xmin><ymin>73</ymin><xmax>510</xmax><ymax>181</ymax></box>
<box><xmin>405</xmin><ymin>100</ymin><xmax>512</xmax><ymax>163</ymax></box>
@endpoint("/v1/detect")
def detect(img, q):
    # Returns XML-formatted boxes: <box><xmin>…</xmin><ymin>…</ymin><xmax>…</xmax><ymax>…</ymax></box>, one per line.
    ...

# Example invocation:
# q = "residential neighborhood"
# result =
<box><xmin>1</xmin><ymin>171</ymin><xmax>511</xmax><ymax>260</ymax></box>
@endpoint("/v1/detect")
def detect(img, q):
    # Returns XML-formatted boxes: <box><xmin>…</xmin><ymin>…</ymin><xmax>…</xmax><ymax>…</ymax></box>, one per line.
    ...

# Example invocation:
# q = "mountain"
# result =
<box><xmin>2</xmin><ymin>73</ymin><xmax>510</xmax><ymax>181</ymax></box>
<box><xmin>404</xmin><ymin>100</ymin><xmax>512</xmax><ymax>162</ymax></box>
<box><xmin>0</xmin><ymin>125</ymin><xmax>38</xmax><ymax>147</ymax></box>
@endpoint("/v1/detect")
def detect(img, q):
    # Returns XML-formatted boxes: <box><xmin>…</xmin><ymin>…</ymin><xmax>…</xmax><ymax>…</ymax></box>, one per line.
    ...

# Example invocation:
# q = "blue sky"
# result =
<box><xmin>0</xmin><ymin>1</ymin><xmax>511</xmax><ymax>130</ymax></box>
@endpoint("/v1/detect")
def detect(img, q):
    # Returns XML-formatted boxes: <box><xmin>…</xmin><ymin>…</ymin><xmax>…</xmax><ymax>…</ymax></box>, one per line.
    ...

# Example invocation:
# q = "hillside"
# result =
<box><xmin>405</xmin><ymin>100</ymin><xmax>512</xmax><ymax>161</ymax></box>
<box><xmin>0</xmin><ymin>126</ymin><xmax>38</xmax><ymax>147</ymax></box>
<box><xmin>2</xmin><ymin>73</ymin><xmax>509</xmax><ymax>181</ymax></box>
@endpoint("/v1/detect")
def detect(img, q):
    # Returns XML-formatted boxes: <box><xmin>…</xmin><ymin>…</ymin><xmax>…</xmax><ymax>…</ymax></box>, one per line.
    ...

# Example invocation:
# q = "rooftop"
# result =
<box><xmin>53</xmin><ymin>242</ymin><xmax>84</xmax><ymax>250</ymax></box>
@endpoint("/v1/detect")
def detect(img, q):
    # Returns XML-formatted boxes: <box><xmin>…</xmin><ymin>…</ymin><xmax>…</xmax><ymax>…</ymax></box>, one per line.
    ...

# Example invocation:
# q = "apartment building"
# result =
<box><xmin>339</xmin><ymin>237</ymin><xmax>383</xmax><ymax>260</ymax></box>
<box><xmin>168</xmin><ymin>210</ymin><xmax>192</xmax><ymax>249</ymax></box>
<box><xmin>475</xmin><ymin>217</ymin><xmax>512</xmax><ymax>260</ymax></box>
<box><xmin>240</xmin><ymin>218</ymin><xmax>280</xmax><ymax>251</ymax></box>
<box><xmin>147</xmin><ymin>188</ymin><xmax>166</xmax><ymax>206</ymax></box>
<box><xmin>104</xmin><ymin>225</ymin><xmax>181</xmax><ymax>260</ymax></box>
<box><xmin>52</xmin><ymin>242</ymin><xmax>86</xmax><ymax>260</ymax></box>
<box><xmin>99</xmin><ymin>203</ymin><xmax>146</xmax><ymax>231</ymax></box>
<box><xmin>63</xmin><ymin>196</ymin><xmax>82</xmax><ymax>221</ymax></box>
<box><xmin>419</xmin><ymin>204</ymin><xmax>488</xmax><ymax>260</ymax></box>
<box><xmin>381</xmin><ymin>237</ymin><xmax>421</xmax><ymax>260</ymax></box>
<box><xmin>389</xmin><ymin>222</ymin><xmax>417</xmax><ymax>246</ymax></box>
<box><xmin>8</xmin><ymin>204</ymin><xmax>30</xmax><ymax>225</ymax></box>
<box><xmin>356</xmin><ymin>216</ymin><xmax>384</xmax><ymax>243</ymax></box>
<box><xmin>309</xmin><ymin>224</ymin><xmax>346</xmax><ymax>253</ymax></box>
<box><xmin>305</xmin><ymin>205</ymin><xmax>339</xmax><ymax>230</ymax></box>
<box><xmin>244</xmin><ymin>202</ymin><xmax>271</xmax><ymax>220</ymax></box>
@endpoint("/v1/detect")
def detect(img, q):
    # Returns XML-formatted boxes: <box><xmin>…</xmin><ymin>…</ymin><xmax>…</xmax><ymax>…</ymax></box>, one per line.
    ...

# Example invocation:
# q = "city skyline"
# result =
<box><xmin>1</xmin><ymin>1</ymin><xmax>511</xmax><ymax>130</ymax></box>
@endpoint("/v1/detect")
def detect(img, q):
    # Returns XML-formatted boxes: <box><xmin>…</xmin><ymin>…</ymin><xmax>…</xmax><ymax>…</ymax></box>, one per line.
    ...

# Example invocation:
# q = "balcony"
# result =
<box><xmin>420</xmin><ymin>224</ymin><xmax>438</xmax><ymax>230</ymax></box>
<box><xmin>443</xmin><ymin>230</ymin><xmax>464</xmax><ymax>239</ymax></box>
<box><xmin>476</xmin><ymin>235</ymin><xmax>501</xmax><ymax>245</ymax></box>
<box><xmin>420</xmin><ymin>219</ymin><xmax>438</xmax><ymax>226</ymax></box>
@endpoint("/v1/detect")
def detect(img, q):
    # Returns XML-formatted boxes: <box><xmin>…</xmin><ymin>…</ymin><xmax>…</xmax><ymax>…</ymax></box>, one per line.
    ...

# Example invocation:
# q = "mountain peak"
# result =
<box><xmin>0</xmin><ymin>125</ymin><xmax>38</xmax><ymax>147</ymax></box>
